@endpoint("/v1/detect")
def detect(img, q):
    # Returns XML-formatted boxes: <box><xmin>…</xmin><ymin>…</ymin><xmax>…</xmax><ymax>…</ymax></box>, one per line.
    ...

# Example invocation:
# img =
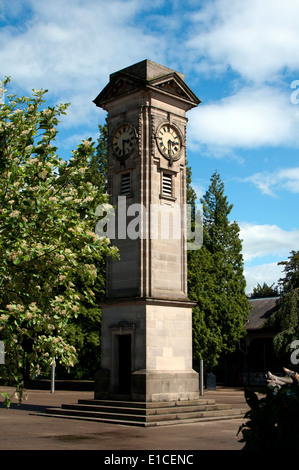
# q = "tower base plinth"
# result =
<box><xmin>131</xmin><ymin>369</ymin><xmax>200</xmax><ymax>402</ymax></box>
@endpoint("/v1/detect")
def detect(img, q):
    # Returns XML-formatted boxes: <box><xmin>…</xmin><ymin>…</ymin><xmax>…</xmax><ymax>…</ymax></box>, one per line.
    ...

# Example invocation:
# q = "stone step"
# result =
<box><xmin>44</xmin><ymin>407</ymin><xmax>246</xmax><ymax>427</ymax></box>
<box><xmin>77</xmin><ymin>398</ymin><xmax>216</xmax><ymax>409</ymax></box>
<box><xmin>148</xmin><ymin>403</ymin><xmax>232</xmax><ymax>416</ymax></box>
<box><xmin>46</xmin><ymin>407</ymin><xmax>148</xmax><ymax>422</ymax></box>
<box><xmin>44</xmin><ymin>399</ymin><xmax>247</xmax><ymax>426</ymax></box>
<box><xmin>43</xmin><ymin>411</ymin><xmax>148</xmax><ymax>427</ymax></box>
<box><xmin>61</xmin><ymin>402</ymin><xmax>232</xmax><ymax>416</ymax></box>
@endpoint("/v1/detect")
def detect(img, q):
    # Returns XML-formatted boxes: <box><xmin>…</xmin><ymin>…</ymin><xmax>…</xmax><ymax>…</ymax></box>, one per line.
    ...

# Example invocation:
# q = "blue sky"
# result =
<box><xmin>1</xmin><ymin>0</ymin><xmax>299</xmax><ymax>293</ymax></box>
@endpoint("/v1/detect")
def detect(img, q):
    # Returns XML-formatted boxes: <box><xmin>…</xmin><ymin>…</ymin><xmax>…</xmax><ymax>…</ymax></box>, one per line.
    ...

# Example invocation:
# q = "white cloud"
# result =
<box><xmin>3</xmin><ymin>0</ymin><xmax>299</xmax><ymax>154</ymax></box>
<box><xmin>187</xmin><ymin>85</ymin><xmax>299</xmax><ymax>155</ymax></box>
<box><xmin>240</xmin><ymin>220</ymin><xmax>297</xmax><ymax>293</ymax></box>
<box><xmin>2</xmin><ymin>0</ymin><xmax>299</xmax><ymax>162</ymax></box>
<box><xmin>187</xmin><ymin>0</ymin><xmax>299</xmax><ymax>83</ymax></box>
<box><xmin>244</xmin><ymin>167</ymin><xmax>299</xmax><ymax>197</ymax></box>
<box><xmin>184</xmin><ymin>1</ymin><xmax>299</xmax><ymax>156</ymax></box>
<box><xmin>244</xmin><ymin>262</ymin><xmax>284</xmax><ymax>294</ymax></box>
<box><xmin>240</xmin><ymin>223</ymin><xmax>299</xmax><ymax>262</ymax></box>
<box><xmin>0</xmin><ymin>0</ymin><xmax>164</xmax><ymax>117</ymax></box>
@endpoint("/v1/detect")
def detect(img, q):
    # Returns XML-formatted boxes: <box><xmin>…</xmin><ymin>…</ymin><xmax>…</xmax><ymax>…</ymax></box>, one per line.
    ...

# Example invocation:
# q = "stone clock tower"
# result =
<box><xmin>94</xmin><ymin>60</ymin><xmax>201</xmax><ymax>402</ymax></box>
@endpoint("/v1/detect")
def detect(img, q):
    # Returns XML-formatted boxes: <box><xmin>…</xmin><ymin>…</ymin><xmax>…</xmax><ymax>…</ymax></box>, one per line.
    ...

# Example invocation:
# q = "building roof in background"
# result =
<box><xmin>247</xmin><ymin>297</ymin><xmax>279</xmax><ymax>330</ymax></box>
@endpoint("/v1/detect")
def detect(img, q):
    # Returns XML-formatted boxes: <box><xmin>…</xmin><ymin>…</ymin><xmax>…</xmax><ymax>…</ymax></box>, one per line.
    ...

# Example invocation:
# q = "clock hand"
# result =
<box><xmin>167</xmin><ymin>139</ymin><xmax>173</xmax><ymax>166</ymax></box>
<box><xmin>168</xmin><ymin>139</ymin><xmax>177</xmax><ymax>153</ymax></box>
<box><xmin>122</xmin><ymin>138</ymin><xmax>130</xmax><ymax>153</ymax></box>
<box><xmin>121</xmin><ymin>138</ymin><xmax>132</xmax><ymax>156</ymax></box>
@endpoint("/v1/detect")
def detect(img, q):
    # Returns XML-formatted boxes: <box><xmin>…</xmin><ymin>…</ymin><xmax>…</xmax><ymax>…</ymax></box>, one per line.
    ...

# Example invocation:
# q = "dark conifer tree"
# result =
<box><xmin>188</xmin><ymin>171</ymin><xmax>249</xmax><ymax>369</ymax></box>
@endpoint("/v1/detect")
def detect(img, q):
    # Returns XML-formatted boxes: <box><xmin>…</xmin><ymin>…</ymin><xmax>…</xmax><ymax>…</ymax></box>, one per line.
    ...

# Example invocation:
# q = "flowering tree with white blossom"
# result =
<box><xmin>0</xmin><ymin>79</ymin><xmax>118</xmax><ymax>399</ymax></box>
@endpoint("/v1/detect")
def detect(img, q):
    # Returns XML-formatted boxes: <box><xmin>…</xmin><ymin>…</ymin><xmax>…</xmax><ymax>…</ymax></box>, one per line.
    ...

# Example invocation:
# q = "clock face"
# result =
<box><xmin>157</xmin><ymin>124</ymin><xmax>181</xmax><ymax>160</ymax></box>
<box><xmin>112</xmin><ymin>123</ymin><xmax>136</xmax><ymax>160</ymax></box>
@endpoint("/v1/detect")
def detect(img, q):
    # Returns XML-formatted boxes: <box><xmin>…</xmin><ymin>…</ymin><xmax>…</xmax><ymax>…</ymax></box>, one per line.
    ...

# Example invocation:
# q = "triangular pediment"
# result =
<box><xmin>149</xmin><ymin>73</ymin><xmax>200</xmax><ymax>106</ymax></box>
<box><xmin>93</xmin><ymin>74</ymin><xmax>143</xmax><ymax>107</ymax></box>
<box><xmin>94</xmin><ymin>61</ymin><xmax>200</xmax><ymax>109</ymax></box>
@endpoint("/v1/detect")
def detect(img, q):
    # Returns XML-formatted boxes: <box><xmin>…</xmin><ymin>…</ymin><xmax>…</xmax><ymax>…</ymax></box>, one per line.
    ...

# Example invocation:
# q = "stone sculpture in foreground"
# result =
<box><xmin>266</xmin><ymin>367</ymin><xmax>299</xmax><ymax>388</ymax></box>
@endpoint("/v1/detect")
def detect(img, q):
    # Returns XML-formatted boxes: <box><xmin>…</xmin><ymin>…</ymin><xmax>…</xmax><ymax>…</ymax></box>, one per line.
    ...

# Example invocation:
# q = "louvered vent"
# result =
<box><xmin>162</xmin><ymin>173</ymin><xmax>172</xmax><ymax>196</ymax></box>
<box><xmin>121</xmin><ymin>173</ymin><xmax>131</xmax><ymax>195</ymax></box>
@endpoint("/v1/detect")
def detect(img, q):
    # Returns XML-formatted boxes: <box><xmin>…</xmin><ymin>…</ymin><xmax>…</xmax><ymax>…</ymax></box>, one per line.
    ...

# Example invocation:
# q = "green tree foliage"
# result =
<box><xmin>0</xmin><ymin>80</ymin><xmax>118</xmax><ymax>394</ymax></box>
<box><xmin>267</xmin><ymin>251</ymin><xmax>299</xmax><ymax>362</ymax></box>
<box><xmin>85</xmin><ymin>124</ymin><xmax>108</xmax><ymax>191</ymax></box>
<box><xmin>249</xmin><ymin>282</ymin><xmax>279</xmax><ymax>298</ymax></box>
<box><xmin>188</xmin><ymin>170</ymin><xmax>249</xmax><ymax>369</ymax></box>
<box><xmin>63</xmin><ymin>124</ymin><xmax>110</xmax><ymax>379</ymax></box>
<box><xmin>278</xmin><ymin>250</ymin><xmax>299</xmax><ymax>291</ymax></box>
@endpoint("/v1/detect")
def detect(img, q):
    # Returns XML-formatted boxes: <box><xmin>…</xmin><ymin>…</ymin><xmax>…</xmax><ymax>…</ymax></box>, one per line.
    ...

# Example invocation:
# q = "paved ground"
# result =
<box><xmin>0</xmin><ymin>386</ymin><xmax>249</xmax><ymax>451</ymax></box>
